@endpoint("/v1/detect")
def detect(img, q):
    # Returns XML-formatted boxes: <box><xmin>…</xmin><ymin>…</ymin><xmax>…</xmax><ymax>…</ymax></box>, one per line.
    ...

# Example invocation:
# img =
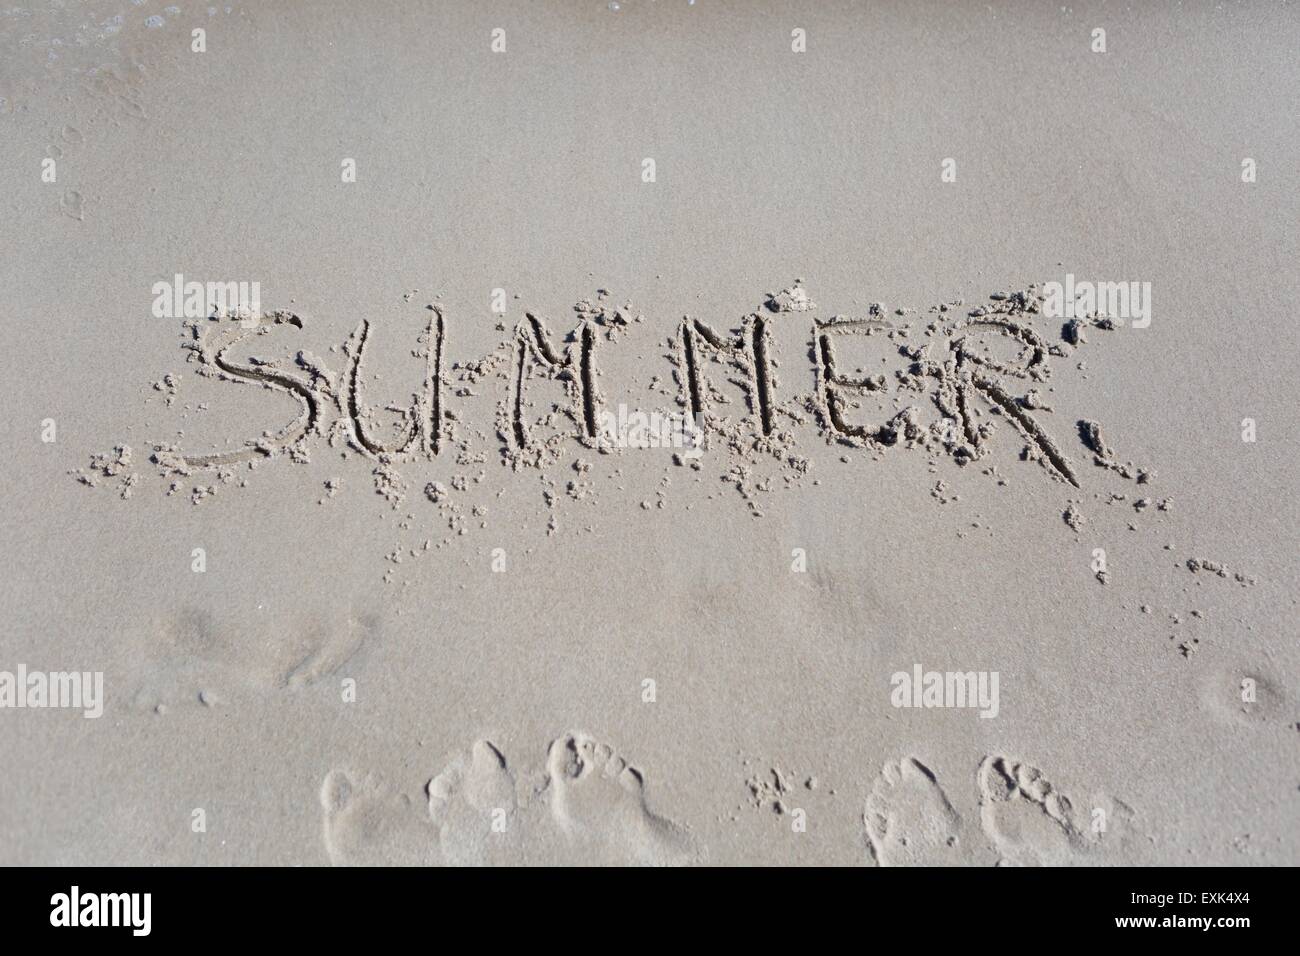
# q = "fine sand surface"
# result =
<box><xmin>1</xmin><ymin>1</ymin><xmax>1297</xmax><ymax>866</ymax></box>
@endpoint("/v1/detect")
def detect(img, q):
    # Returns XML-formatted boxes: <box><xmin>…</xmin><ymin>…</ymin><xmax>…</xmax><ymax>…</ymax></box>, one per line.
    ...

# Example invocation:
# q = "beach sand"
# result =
<box><xmin>1</xmin><ymin>0</ymin><xmax>1296</xmax><ymax>866</ymax></box>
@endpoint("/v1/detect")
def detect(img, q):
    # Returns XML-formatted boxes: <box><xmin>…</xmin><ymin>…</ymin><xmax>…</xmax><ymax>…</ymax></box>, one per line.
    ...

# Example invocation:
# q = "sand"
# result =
<box><xmin>1</xmin><ymin>0</ymin><xmax>1297</xmax><ymax>866</ymax></box>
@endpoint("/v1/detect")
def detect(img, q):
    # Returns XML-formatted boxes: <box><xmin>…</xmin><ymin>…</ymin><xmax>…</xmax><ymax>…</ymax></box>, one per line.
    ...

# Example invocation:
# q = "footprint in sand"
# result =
<box><xmin>543</xmin><ymin>732</ymin><xmax>699</xmax><ymax>865</ymax></box>
<box><xmin>977</xmin><ymin>754</ymin><xmax>1130</xmax><ymax>866</ymax></box>
<box><xmin>133</xmin><ymin>600</ymin><xmax>381</xmax><ymax>711</ymax></box>
<box><xmin>319</xmin><ymin>769</ymin><xmax>437</xmax><ymax>866</ymax></box>
<box><xmin>426</xmin><ymin>739</ymin><xmax>521</xmax><ymax>865</ymax></box>
<box><xmin>1198</xmin><ymin>667</ymin><xmax>1289</xmax><ymax>729</ymax></box>
<box><xmin>864</xmin><ymin>757</ymin><xmax>967</xmax><ymax>866</ymax></box>
<box><xmin>323</xmin><ymin>734</ymin><xmax>698</xmax><ymax>865</ymax></box>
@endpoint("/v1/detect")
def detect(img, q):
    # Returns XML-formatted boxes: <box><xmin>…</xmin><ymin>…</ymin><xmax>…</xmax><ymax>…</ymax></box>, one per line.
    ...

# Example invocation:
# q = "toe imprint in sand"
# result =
<box><xmin>426</xmin><ymin>739</ymin><xmax>520</xmax><ymax>865</ymax></box>
<box><xmin>864</xmin><ymin>757</ymin><xmax>965</xmax><ymax>866</ymax></box>
<box><xmin>544</xmin><ymin>732</ymin><xmax>699</xmax><ymax>865</ymax></box>
<box><xmin>319</xmin><ymin>769</ymin><xmax>436</xmax><ymax>866</ymax></box>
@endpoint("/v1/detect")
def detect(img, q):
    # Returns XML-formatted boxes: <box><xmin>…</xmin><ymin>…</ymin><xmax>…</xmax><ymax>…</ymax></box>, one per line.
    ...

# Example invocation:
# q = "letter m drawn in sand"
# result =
<box><xmin>678</xmin><ymin>313</ymin><xmax>774</xmax><ymax>437</ymax></box>
<box><xmin>509</xmin><ymin>312</ymin><xmax>601</xmax><ymax>449</ymax></box>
